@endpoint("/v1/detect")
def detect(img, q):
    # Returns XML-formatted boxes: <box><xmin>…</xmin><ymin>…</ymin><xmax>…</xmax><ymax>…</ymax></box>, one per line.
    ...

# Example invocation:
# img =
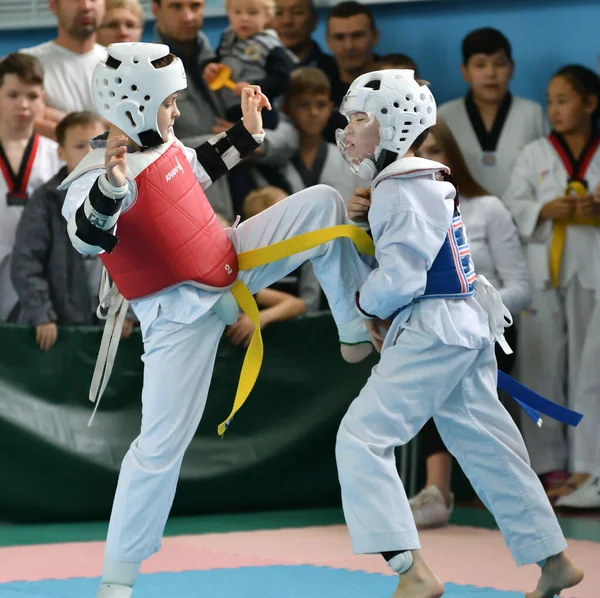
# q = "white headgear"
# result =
<box><xmin>92</xmin><ymin>42</ymin><xmax>187</xmax><ymax>147</ymax></box>
<box><xmin>336</xmin><ymin>69</ymin><xmax>436</xmax><ymax>179</ymax></box>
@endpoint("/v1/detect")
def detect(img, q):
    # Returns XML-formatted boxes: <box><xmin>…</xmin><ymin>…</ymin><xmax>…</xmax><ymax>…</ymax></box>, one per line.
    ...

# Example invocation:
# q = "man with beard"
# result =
<box><xmin>21</xmin><ymin>0</ymin><xmax>107</xmax><ymax>139</ymax></box>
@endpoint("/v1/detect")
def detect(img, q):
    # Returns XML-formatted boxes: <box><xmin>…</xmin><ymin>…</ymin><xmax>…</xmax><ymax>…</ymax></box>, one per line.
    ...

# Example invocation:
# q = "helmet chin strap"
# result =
<box><xmin>357</xmin><ymin>149</ymin><xmax>398</xmax><ymax>181</ymax></box>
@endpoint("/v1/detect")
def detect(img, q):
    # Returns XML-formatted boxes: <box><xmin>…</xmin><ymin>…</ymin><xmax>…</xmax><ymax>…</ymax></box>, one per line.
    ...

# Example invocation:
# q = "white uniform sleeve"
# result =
<box><xmin>503</xmin><ymin>146</ymin><xmax>547</xmax><ymax>242</ymax></box>
<box><xmin>61</xmin><ymin>169</ymin><xmax>136</xmax><ymax>223</ymax></box>
<box><xmin>484</xmin><ymin>197</ymin><xmax>532</xmax><ymax>314</ymax></box>
<box><xmin>358</xmin><ymin>177</ymin><xmax>452</xmax><ymax>320</ymax></box>
<box><xmin>178</xmin><ymin>130</ymin><xmax>265</xmax><ymax>190</ymax></box>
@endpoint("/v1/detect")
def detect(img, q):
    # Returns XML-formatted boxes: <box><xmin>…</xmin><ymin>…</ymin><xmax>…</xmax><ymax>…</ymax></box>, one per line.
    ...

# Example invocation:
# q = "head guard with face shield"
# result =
<box><xmin>336</xmin><ymin>69</ymin><xmax>437</xmax><ymax>180</ymax></box>
<box><xmin>92</xmin><ymin>42</ymin><xmax>187</xmax><ymax>147</ymax></box>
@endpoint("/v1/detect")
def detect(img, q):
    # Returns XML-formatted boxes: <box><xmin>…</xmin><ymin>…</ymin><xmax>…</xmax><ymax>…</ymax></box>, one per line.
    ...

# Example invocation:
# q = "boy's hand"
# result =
<box><xmin>240</xmin><ymin>85</ymin><xmax>271</xmax><ymax>135</ymax></box>
<box><xmin>36</xmin><ymin>322</ymin><xmax>58</xmax><ymax>351</ymax></box>
<box><xmin>226</xmin><ymin>313</ymin><xmax>257</xmax><ymax>347</ymax></box>
<box><xmin>348</xmin><ymin>187</ymin><xmax>371</xmax><ymax>222</ymax></box>
<box><xmin>365</xmin><ymin>317</ymin><xmax>391</xmax><ymax>353</ymax></box>
<box><xmin>539</xmin><ymin>196</ymin><xmax>575</xmax><ymax>221</ymax></box>
<box><xmin>203</xmin><ymin>62</ymin><xmax>224</xmax><ymax>83</ymax></box>
<box><xmin>105</xmin><ymin>134</ymin><xmax>128</xmax><ymax>188</ymax></box>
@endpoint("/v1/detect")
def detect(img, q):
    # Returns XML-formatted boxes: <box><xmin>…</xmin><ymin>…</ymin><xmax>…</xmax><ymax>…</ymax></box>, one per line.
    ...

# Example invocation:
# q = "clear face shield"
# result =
<box><xmin>335</xmin><ymin>91</ymin><xmax>382</xmax><ymax>181</ymax></box>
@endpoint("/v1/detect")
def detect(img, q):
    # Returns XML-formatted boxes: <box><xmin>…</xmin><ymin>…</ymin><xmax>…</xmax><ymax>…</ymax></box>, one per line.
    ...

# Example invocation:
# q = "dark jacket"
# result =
<box><xmin>10</xmin><ymin>167</ymin><xmax>99</xmax><ymax>326</ymax></box>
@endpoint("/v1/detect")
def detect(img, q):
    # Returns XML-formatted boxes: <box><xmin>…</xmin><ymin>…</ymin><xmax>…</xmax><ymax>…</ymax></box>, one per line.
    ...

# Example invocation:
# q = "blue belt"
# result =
<box><xmin>498</xmin><ymin>371</ymin><xmax>583</xmax><ymax>428</ymax></box>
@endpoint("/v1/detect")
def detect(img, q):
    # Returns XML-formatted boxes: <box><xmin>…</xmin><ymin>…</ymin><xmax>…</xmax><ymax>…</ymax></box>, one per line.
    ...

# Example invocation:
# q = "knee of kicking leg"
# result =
<box><xmin>306</xmin><ymin>185</ymin><xmax>345</xmax><ymax>220</ymax></box>
<box><xmin>129</xmin><ymin>434</ymin><xmax>188</xmax><ymax>473</ymax></box>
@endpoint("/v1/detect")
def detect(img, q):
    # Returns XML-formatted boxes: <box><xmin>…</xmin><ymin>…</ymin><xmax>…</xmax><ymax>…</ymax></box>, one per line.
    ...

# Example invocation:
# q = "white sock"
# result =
<box><xmin>388</xmin><ymin>551</ymin><xmax>414</xmax><ymax>574</ymax></box>
<box><xmin>102</xmin><ymin>558</ymin><xmax>142</xmax><ymax>587</ymax></box>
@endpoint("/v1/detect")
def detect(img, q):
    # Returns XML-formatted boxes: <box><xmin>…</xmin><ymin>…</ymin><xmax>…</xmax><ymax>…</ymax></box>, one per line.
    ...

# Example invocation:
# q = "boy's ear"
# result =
<box><xmin>57</xmin><ymin>145</ymin><xmax>65</xmax><ymax>162</ymax></box>
<box><xmin>281</xmin><ymin>100</ymin><xmax>289</xmax><ymax>116</ymax></box>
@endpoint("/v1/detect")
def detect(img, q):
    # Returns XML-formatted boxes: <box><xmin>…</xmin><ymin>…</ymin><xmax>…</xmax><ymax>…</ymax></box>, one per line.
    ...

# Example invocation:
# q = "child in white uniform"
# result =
<box><xmin>60</xmin><ymin>43</ymin><xmax>373</xmax><ymax>598</ymax></box>
<box><xmin>503</xmin><ymin>64</ymin><xmax>600</xmax><ymax>507</ymax></box>
<box><xmin>0</xmin><ymin>53</ymin><xmax>63</xmax><ymax>321</ymax></box>
<box><xmin>438</xmin><ymin>28</ymin><xmax>547</xmax><ymax>199</ymax></box>
<box><xmin>334</xmin><ymin>69</ymin><xmax>583</xmax><ymax>598</ymax></box>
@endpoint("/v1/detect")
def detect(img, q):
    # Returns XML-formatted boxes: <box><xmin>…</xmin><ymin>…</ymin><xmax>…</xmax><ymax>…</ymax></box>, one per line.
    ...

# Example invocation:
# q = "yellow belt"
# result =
<box><xmin>549</xmin><ymin>181</ymin><xmax>600</xmax><ymax>288</ymax></box>
<box><xmin>218</xmin><ymin>224</ymin><xmax>376</xmax><ymax>436</ymax></box>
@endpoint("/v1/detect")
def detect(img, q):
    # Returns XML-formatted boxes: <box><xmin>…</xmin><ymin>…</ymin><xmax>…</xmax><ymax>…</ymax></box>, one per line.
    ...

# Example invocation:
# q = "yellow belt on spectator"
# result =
<box><xmin>218</xmin><ymin>224</ymin><xmax>375</xmax><ymax>437</ymax></box>
<box><xmin>549</xmin><ymin>181</ymin><xmax>600</xmax><ymax>289</ymax></box>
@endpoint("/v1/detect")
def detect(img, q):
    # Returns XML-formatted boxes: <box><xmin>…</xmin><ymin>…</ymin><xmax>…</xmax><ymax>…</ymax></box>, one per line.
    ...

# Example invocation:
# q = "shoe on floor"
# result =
<box><xmin>547</xmin><ymin>473</ymin><xmax>590</xmax><ymax>504</ymax></box>
<box><xmin>555</xmin><ymin>475</ymin><xmax>600</xmax><ymax>509</ymax></box>
<box><xmin>409</xmin><ymin>485</ymin><xmax>454</xmax><ymax>529</ymax></box>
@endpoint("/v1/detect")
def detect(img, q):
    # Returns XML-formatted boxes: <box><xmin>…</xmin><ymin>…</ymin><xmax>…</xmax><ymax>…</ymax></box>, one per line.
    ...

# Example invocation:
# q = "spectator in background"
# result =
<box><xmin>243</xmin><ymin>186</ymin><xmax>323</xmax><ymax>312</ymax></box>
<box><xmin>0</xmin><ymin>53</ymin><xmax>62</xmax><ymax>322</ymax></box>
<box><xmin>217</xmin><ymin>211</ymin><xmax>307</xmax><ymax>348</ymax></box>
<box><xmin>376</xmin><ymin>53</ymin><xmax>419</xmax><ymax>74</ymax></box>
<box><xmin>275</xmin><ymin>66</ymin><xmax>361</xmax><ymax>203</ymax></box>
<box><xmin>96</xmin><ymin>0</ymin><xmax>144</xmax><ymax>46</ymax></box>
<box><xmin>323</xmin><ymin>1</ymin><xmax>379</xmax><ymax>143</ymax></box>
<box><xmin>153</xmin><ymin>0</ymin><xmax>299</xmax><ymax>221</ymax></box>
<box><xmin>438</xmin><ymin>28</ymin><xmax>547</xmax><ymax>199</ymax></box>
<box><xmin>504</xmin><ymin>64</ymin><xmax>600</xmax><ymax>508</ymax></box>
<box><xmin>203</xmin><ymin>0</ymin><xmax>297</xmax><ymax>131</ymax></box>
<box><xmin>10</xmin><ymin>112</ymin><xmax>128</xmax><ymax>351</ymax></box>
<box><xmin>20</xmin><ymin>0</ymin><xmax>107</xmax><ymax>140</ymax></box>
<box><xmin>271</xmin><ymin>0</ymin><xmax>336</xmax><ymax>78</ymax></box>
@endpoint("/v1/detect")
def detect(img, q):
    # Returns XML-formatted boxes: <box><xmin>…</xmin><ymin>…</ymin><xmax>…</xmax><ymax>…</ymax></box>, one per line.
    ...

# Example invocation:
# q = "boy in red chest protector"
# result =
<box><xmin>59</xmin><ymin>43</ymin><xmax>373</xmax><ymax>597</ymax></box>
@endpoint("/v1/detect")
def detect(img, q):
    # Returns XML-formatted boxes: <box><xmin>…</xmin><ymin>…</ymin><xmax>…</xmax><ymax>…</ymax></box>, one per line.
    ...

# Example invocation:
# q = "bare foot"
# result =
<box><xmin>391</xmin><ymin>551</ymin><xmax>444</xmax><ymax>598</ymax></box>
<box><xmin>525</xmin><ymin>553</ymin><xmax>584</xmax><ymax>598</ymax></box>
<box><xmin>340</xmin><ymin>342</ymin><xmax>373</xmax><ymax>363</ymax></box>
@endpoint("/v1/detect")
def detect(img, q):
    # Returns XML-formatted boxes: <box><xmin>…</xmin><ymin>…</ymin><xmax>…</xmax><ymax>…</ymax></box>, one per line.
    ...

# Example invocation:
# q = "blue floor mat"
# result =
<box><xmin>0</xmin><ymin>566</ymin><xmax>525</xmax><ymax>597</ymax></box>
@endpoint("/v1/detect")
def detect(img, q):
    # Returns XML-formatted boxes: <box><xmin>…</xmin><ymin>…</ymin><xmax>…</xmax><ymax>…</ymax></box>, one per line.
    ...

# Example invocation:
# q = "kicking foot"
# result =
<box><xmin>97</xmin><ymin>584</ymin><xmax>133</xmax><ymax>598</ymax></box>
<box><xmin>525</xmin><ymin>553</ymin><xmax>583</xmax><ymax>598</ymax></box>
<box><xmin>391</xmin><ymin>551</ymin><xmax>444</xmax><ymax>598</ymax></box>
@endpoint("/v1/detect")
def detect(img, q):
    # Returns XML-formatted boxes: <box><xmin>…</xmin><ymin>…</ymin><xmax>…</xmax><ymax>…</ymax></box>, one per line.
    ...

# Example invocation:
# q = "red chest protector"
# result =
<box><xmin>100</xmin><ymin>142</ymin><xmax>238</xmax><ymax>300</ymax></box>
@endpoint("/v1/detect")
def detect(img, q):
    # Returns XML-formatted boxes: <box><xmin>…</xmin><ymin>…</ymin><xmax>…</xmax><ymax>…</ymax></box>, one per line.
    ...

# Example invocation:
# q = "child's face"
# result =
<box><xmin>339</xmin><ymin>111</ymin><xmax>381</xmax><ymax>167</ymax></box>
<box><xmin>0</xmin><ymin>74</ymin><xmax>45</xmax><ymax>133</ymax></box>
<box><xmin>461</xmin><ymin>50</ymin><xmax>513</xmax><ymax>105</ymax></box>
<box><xmin>547</xmin><ymin>76</ymin><xmax>597</xmax><ymax>135</ymax></box>
<box><xmin>416</xmin><ymin>131</ymin><xmax>447</xmax><ymax>164</ymax></box>
<box><xmin>157</xmin><ymin>92</ymin><xmax>181</xmax><ymax>142</ymax></box>
<box><xmin>58</xmin><ymin>122</ymin><xmax>107</xmax><ymax>173</ymax></box>
<box><xmin>97</xmin><ymin>7</ymin><xmax>143</xmax><ymax>46</ymax></box>
<box><xmin>228</xmin><ymin>0</ymin><xmax>270</xmax><ymax>39</ymax></box>
<box><xmin>286</xmin><ymin>92</ymin><xmax>332</xmax><ymax>137</ymax></box>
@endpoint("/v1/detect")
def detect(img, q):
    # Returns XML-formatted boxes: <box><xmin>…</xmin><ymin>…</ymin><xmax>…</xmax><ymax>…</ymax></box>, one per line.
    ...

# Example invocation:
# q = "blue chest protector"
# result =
<box><xmin>422</xmin><ymin>212</ymin><xmax>477</xmax><ymax>300</ymax></box>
